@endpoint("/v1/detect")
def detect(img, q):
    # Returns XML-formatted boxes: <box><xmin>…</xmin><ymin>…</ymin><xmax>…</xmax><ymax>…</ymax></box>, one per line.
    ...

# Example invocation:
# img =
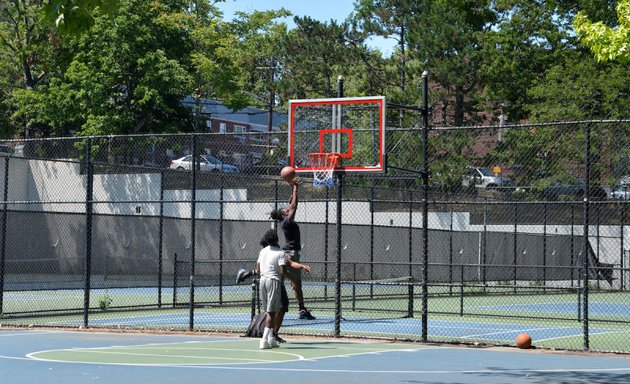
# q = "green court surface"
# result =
<box><xmin>28</xmin><ymin>338</ymin><xmax>419</xmax><ymax>365</ymax></box>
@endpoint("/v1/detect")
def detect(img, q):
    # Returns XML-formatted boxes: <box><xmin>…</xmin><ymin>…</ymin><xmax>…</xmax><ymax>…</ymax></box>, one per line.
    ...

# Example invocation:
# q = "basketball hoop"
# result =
<box><xmin>309</xmin><ymin>153</ymin><xmax>339</xmax><ymax>187</ymax></box>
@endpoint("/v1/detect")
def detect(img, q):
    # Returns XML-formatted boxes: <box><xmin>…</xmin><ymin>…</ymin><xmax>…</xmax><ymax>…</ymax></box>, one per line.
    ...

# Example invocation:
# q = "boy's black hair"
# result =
<box><xmin>270</xmin><ymin>209</ymin><xmax>284</xmax><ymax>221</ymax></box>
<box><xmin>260</xmin><ymin>229</ymin><xmax>279</xmax><ymax>247</ymax></box>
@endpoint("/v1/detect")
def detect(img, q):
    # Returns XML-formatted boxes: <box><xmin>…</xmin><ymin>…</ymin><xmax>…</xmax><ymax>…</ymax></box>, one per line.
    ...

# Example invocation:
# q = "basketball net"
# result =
<box><xmin>309</xmin><ymin>153</ymin><xmax>339</xmax><ymax>187</ymax></box>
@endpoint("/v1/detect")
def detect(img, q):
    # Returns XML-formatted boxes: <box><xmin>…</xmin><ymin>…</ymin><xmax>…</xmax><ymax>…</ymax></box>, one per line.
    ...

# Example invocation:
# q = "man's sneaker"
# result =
<box><xmin>298</xmin><ymin>309</ymin><xmax>316</xmax><ymax>320</ymax></box>
<box><xmin>268</xmin><ymin>337</ymin><xmax>280</xmax><ymax>348</ymax></box>
<box><xmin>273</xmin><ymin>334</ymin><xmax>286</xmax><ymax>343</ymax></box>
<box><xmin>259</xmin><ymin>338</ymin><xmax>271</xmax><ymax>349</ymax></box>
<box><xmin>236</xmin><ymin>268</ymin><xmax>251</xmax><ymax>284</ymax></box>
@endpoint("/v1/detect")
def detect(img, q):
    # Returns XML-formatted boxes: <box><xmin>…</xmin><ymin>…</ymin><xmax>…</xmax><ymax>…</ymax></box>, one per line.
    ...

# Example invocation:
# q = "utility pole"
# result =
<box><xmin>256</xmin><ymin>57</ymin><xmax>276</xmax><ymax>154</ymax></box>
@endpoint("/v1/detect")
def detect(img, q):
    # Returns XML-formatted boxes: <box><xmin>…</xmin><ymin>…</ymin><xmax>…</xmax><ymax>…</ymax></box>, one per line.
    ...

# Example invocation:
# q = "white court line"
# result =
<box><xmin>460</xmin><ymin>327</ymin><xmax>571</xmax><ymax>339</ymax></box>
<box><xmin>68</xmin><ymin>349</ymin><xmax>288</xmax><ymax>363</ymax></box>
<box><xmin>176</xmin><ymin>365</ymin><xmax>630</xmax><ymax>374</ymax></box>
<box><xmin>21</xmin><ymin>342</ymin><xmax>630</xmax><ymax>374</ymax></box>
<box><xmin>26</xmin><ymin>343</ymin><xmax>424</xmax><ymax>367</ymax></box>
<box><xmin>468</xmin><ymin>302</ymin><xmax>574</xmax><ymax>309</ymax></box>
<box><xmin>0</xmin><ymin>355</ymin><xmax>31</xmax><ymax>361</ymax></box>
<box><xmin>535</xmin><ymin>329</ymin><xmax>629</xmax><ymax>343</ymax></box>
<box><xmin>0</xmin><ymin>331</ymin><xmax>64</xmax><ymax>337</ymax></box>
<box><xmin>52</xmin><ymin>339</ymin><xmax>252</xmax><ymax>351</ymax></box>
<box><xmin>16</xmin><ymin>347</ymin><xmax>630</xmax><ymax>374</ymax></box>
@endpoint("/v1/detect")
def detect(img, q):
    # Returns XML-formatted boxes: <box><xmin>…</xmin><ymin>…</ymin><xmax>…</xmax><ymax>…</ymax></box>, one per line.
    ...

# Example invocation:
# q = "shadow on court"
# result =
<box><xmin>1</xmin><ymin>328</ymin><xmax>630</xmax><ymax>384</ymax></box>
<box><xmin>475</xmin><ymin>369</ymin><xmax>630</xmax><ymax>384</ymax></box>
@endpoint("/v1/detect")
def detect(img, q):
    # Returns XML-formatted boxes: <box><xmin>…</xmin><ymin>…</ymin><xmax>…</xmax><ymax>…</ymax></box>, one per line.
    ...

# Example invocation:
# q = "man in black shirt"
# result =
<box><xmin>270</xmin><ymin>179</ymin><xmax>316</xmax><ymax>320</ymax></box>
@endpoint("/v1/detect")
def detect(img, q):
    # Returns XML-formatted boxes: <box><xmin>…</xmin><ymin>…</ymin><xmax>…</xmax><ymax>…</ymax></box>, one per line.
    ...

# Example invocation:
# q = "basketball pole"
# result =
<box><xmin>334</xmin><ymin>75</ymin><xmax>344</xmax><ymax>337</ymax></box>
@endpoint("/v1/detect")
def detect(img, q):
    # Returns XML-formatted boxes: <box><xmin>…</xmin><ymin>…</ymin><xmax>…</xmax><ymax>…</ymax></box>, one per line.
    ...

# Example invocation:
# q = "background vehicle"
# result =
<box><xmin>169</xmin><ymin>154</ymin><xmax>239</xmax><ymax>173</ymax></box>
<box><xmin>462</xmin><ymin>167</ymin><xmax>512</xmax><ymax>189</ymax></box>
<box><xmin>611</xmin><ymin>184</ymin><xmax>630</xmax><ymax>200</ymax></box>
<box><xmin>541</xmin><ymin>177</ymin><xmax>607</xmax><ymax>200</ymax></box>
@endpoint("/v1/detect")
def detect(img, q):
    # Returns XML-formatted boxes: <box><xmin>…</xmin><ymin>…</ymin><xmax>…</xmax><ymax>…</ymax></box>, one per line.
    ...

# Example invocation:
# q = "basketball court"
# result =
<box><xmin>2</xmin><ymin>328</ymin><xmax>630</xmax><ymax>384</ymax></box>
<box><xmin>1</xmin><ymin>92</ymin><xmax>628</xmax><ymax>383</ymax></box>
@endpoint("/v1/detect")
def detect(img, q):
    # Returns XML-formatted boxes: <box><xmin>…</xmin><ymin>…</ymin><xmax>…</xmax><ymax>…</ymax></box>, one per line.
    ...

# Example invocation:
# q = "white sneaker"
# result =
<box><xmin>268</xmin><ymin>337</ymin><xmax>280</xmax><ymax>348</ymax></box>
<box><xmin>259</xmin><ymin>339</ymin><xmax>271</xmax><ymax>349</ymax></box>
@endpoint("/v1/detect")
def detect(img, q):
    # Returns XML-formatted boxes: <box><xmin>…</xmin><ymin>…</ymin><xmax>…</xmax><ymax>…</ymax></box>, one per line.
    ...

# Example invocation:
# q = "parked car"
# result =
<box><xmin>611</xmin><ymin>184</ymin><xmax>630</xmax><ymax>200</ymax></box>
<box><xmin>169</xmin><ymin>155</ymin><xmax>239</xmax><ymax>173</ymax></box>
<box><xmin>462</xmin><ymin>167</ymin><xmax>512</xmax><ymax>189</ymax></box>
<box><xmin>0</xmin><ymin>144</ymin><xmax>14</xmax><ymax>156</ymax></box>
<box><xmin>542</xmin><ymin>177</ymin><xmax>607</xmax><ymax>200</ymax></box>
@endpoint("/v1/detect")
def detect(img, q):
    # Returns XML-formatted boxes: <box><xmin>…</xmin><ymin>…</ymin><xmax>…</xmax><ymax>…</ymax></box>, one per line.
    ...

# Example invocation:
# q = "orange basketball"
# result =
<box><xmin>516</xmin><ymin>333</ymin><xmax>532</xmax><ymax>349</ymax></box>
<box><xmin>280</xmin><ymin>166</ymin><xmax>296</xmax><ymax>182</ymax></box>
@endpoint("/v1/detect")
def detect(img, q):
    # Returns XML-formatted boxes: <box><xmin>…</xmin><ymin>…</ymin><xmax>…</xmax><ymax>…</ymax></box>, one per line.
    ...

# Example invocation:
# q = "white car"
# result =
<box><xmin>462</xmin><ymin>167</ymin><xmax>512</xmax><ymax>189</ymax></box>
<box><xmin>169</xmin><ymin>155</ymin><xmax>239</xmax><ymax>173</ymax></box>
<box><xmin>611</xmin><ymin>184</ymin><xmax>630</xmax><ymax>200</ymax></box>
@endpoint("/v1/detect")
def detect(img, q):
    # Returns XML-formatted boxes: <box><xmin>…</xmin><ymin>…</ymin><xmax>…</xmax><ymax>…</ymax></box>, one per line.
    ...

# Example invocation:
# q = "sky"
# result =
<box><xmin>216</xmin><ymin>0</ymin><xmax>395</xmax><ymax>55</ymax></box>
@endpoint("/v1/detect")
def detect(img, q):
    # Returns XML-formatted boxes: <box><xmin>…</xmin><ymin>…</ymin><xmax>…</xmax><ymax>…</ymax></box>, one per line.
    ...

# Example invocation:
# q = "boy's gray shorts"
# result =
<box><xmin>260</xmin><ymin>276</ymin><xmax>281</xmax><ymax>312</ymax></box>
<box><xmin>284</xmin><ymin>250</ymin><xmax>302</xmax><ymax>281</ymax></box>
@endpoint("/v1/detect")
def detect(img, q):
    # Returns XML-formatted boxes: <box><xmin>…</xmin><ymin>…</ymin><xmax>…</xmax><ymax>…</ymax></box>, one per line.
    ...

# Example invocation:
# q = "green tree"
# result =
<box><xmin>352</xmin><ymin>0</ymin><xmax>416</xmax><ymax>95</ymax></box>
<box><xmin>29</xmin><ymin>0</ymin><xmax>194</xmax><ymax>135</ymax></box>
<box><xmin>42</xmin><ymin>0</ymin><xmax>119</xmax><ymax>35</ymax></box>
<box><xmin>279</xmin><ymin>16</ymin><xmax>350</xmax><ymax>99</ymax></box>
<box><xmin>0</xmin><ymin>0</ymin><xmax>73</xmax><ymax>137</ymax></box>
<box><xmin>476</xmin><ymin>0</ymin><xmax>573</xmax><ymax>123</ymax></box>
<box><xmin>525</xmin><ymin>53</ymin><xmax>630</xmax><ymax>120</ymax></box>
<box><xmin>406</xmin><ymin>0</ymin><xmax>495</xmax><ymax>126</ymax></box>
<box><xmin>183</xmin><ymin>1</ymin><xmax>251</xmax><ymax>132</ymax></box>
<box><xmin>226</xmin><ymin>9</ymin><xmax>290</xmax><ymax>109</ymax></box>
<box><xmin>478</xmin><ymin>0</ymin><xmax>620</xmax><ymax>122</ymax></box>
<box><xmin>574</xmin><ymin>0</ymin><xmax>630</xmax><ymax>63</ymax></box>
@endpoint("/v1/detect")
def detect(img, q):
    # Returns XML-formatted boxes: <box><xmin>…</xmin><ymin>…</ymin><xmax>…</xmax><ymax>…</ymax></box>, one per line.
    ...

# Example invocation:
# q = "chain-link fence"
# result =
<box><xmin>0</xmin><ymin>117</ymin><xmax>628</xmax><ymax>353</ymax></box>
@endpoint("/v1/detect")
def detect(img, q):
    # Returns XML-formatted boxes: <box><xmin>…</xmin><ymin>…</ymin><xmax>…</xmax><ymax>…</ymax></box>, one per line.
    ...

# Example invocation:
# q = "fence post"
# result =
<box><xmin>596</xmin><ymin>204</ymin><xmax>601</xmax><ymax>290</ymax></box>
<box><xmin>219</xmin><ymin>173</ymin><xmax>224</xmax><ymax>304</ymax></box>
<box><xmin>370</xmin><ymin>184</ymin><xmax>375</xmax><ymax>298</ymax></box>
<box><xmin>83</xmin><ymin>137</ymin><xmax>94</xmax><ymax>327</ymax></box>
<box><xmin>449</xmin><ymin>209</ymin><xmax>453</xmax><ymax>296</ymax></box>
<box><xmin>334</xmin><ymin>75</ymin><xmax>344</xmax><ymax>337</ymax></box>
<box><xmin>352</xmin><ymin>263</ymin><xmax>356</xmax><ymax>311</ymax></box>
<box><xmin>513</xmin><ymin>203</ymin><xmax>518</xmax><ymax>294</ymax></box>
<box><xmin>420</xmin><ymin>70</ymin><xmax>430</xmax><ymax>342</ymax></box>
<box><xmin>0</xmin><ymin>156</ymin><xmax>9</xmax><ymax>313</ymax></box>
<box><xmin>325</xmin><ymin>185</ymin><xmax>329</xmax><ymax>299</ymax></box>
<box><xmin>460</xmin><ymin>262</ymin><xmax>464</xmax><ymax>316</ymax></box>
<box><xmin>173</xmin><ymin>253</ymin><xmax>178</xmax><ymax>307</ymax></box>
<box><xmin>158</xmin><ymin>170</ymin><xmax>165</xmax><ymax>308</ymax></box>
<box><xmin>407</xmin><ymin>190</ymin><xmax>414</xmax><ymax>317</ymax></box>
<box><xmin>189</xmin><ymin>134</ymin><xmax>197</xmax><ymax>331</ymax></box>
<box><xmin>582</xmin><ymin>122</ymin><xmax>592</xmax><ymax>350</ymax></box>
<box><xmin>543</xmin><ymin>202</ymin><xmax>547</xmax><ymax>292</ymax></box>
<box><xmin>621</xmin><ymin>204</ymin><xmax>626</xmax><ymax>290</ymax></box>
<box><xmin>481</xmin><ymin>197</ymin><xmax>488</xmax><ymax>292</ymax></box>
<box><xmin>571</xmin><ymin>204</ymin><xmax>576</xmax><ymax>286</ymax></box>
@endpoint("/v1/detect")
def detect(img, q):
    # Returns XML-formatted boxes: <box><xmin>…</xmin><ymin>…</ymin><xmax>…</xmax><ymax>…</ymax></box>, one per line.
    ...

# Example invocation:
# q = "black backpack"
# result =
<box><xmin>244</xmin><ymin>312</ymin><xmax>267</xmax><ymax>338</ymax></box>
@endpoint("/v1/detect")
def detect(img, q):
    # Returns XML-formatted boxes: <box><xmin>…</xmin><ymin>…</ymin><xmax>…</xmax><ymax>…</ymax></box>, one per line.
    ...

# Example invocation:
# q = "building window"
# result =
<box><xmin>234</xmin><ymin>125</ymin><xmax>246</xmax><ymax>143</ymax></box>
<box><xmin>234</xmin><ymin>125</ymin><xmax>246</xmax><ymax>135</ymax></box>
<box><xmin>219</xmin><ymin>122</ymin><xmax>227</xmax><ymax>134</ymax></box>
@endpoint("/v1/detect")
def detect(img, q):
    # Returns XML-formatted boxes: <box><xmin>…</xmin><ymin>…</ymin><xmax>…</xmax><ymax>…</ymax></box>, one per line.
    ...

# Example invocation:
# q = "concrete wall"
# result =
<box><xmin>1</xmin><ymin>156</ymin><xmax>627</xmax><ymax>267</ymax></box>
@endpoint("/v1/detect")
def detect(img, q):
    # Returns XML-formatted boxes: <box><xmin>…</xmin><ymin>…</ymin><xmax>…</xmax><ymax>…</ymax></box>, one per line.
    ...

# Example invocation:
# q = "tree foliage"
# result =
<box><xmin>0</xmin><ymin>0</ymin><xmax>628</xmax><ymax>141</ymax></box>
<box><xmin>42</xmin><ymin>0</ymin><xmax>119</xmax><ymax>35</ymax></box>
<box><xmin>574</xmin><ymin>0</ymin><xmax>630</xmax><ymax>63</ymax></box>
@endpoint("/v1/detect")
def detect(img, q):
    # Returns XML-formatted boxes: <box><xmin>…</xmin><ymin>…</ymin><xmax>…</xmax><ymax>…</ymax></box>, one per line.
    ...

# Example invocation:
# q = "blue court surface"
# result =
<box><xmin>2</xmin><ymin>328</ymin><xmax>630</xmax><ymax>384</ymax></box>
<box><xmin>469</xmin><ymin>301</ymin><xmax>630</xmax><ymax>317</ymax></box>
